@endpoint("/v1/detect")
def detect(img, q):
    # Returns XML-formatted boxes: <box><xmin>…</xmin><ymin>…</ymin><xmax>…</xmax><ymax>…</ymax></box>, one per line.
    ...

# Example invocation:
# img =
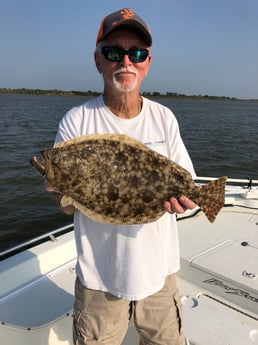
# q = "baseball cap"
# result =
<box><xmin>96</xmin><ymin>8</ymin><xmax>152</xmax><ymax>47</ymax></box>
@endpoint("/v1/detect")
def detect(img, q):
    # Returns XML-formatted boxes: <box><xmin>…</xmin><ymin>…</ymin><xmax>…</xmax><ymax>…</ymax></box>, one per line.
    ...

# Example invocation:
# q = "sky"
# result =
<box><xmin>1</xmin><ymin>0</ymin><xmax>258</xmax><ymax>99</ymax></box>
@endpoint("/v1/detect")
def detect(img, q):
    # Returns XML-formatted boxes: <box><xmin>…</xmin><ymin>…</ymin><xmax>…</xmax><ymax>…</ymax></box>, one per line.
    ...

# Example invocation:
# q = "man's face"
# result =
<box><xmin>95</xmin><ymin>29</ymin><xmax>152</xmax><ymax>93</ymax></box>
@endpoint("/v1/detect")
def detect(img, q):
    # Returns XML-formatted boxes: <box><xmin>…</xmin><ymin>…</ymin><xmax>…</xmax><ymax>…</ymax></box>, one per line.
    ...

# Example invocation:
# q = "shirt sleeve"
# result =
<box><xmin>55</xmin><ymin>106</ymin><xmax>84</xmax><ymax>144</ymax></box>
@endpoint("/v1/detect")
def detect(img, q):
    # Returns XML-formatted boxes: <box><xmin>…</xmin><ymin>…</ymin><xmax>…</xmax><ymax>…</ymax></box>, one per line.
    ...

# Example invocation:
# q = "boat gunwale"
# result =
<box><xmin>0</xmin><ymin>223</ymin><xmax>74</xmax><ymax>261</ymax></box>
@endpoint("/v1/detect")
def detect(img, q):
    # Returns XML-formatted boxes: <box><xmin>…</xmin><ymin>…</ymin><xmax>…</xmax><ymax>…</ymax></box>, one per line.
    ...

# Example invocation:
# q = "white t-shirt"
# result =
<box><xmin>55</xmin><ymin>95</ymin><xmax>196</xmax><ymax>300</ymax></box>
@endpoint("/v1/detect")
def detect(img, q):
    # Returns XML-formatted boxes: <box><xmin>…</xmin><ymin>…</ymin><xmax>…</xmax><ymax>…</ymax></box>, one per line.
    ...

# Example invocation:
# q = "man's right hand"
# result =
<box><xmin>45</xmin><ymin>180</ymin><xmax>76</xmax><ymax>215</ymax></box>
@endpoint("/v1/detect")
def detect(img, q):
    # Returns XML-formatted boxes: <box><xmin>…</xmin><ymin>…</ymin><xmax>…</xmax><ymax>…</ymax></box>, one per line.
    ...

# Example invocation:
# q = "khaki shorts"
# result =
<box><xmin>73</xmin><ymin>274</ymin><xmax>185</xmax><ymax>345</ymax></box>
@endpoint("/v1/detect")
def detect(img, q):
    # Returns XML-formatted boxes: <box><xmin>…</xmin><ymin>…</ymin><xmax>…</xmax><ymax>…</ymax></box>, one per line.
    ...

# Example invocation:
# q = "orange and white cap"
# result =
<box><xmin>96</xmin><ymin>8</ymin><xmax>152</xmax><ymax>47</ymax></box>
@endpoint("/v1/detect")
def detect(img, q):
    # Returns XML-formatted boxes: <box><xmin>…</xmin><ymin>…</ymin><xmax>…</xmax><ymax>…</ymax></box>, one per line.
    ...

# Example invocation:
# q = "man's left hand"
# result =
<box><xmin>164</xmin><ymin>196</ymin><xmax>196</xmax><ymax>214</ymax></box>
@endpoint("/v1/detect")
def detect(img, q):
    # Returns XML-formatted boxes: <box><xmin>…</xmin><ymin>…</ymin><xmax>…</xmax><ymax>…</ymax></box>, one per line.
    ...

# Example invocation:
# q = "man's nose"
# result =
<box><xmin>120</xmin><ymin>53</ymin><xmax>132</xmax><ymax>66</ymax></box>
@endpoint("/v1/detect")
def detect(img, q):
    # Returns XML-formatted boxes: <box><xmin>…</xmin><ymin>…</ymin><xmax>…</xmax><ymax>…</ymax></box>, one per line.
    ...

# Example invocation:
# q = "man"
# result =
<box><xmin>51</xmin><ymin>8</ymin><xmax>196</xmax><ymax>345</ymax></box>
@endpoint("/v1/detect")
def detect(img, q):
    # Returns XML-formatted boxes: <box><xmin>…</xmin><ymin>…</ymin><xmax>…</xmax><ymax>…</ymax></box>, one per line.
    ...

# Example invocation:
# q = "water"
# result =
<box><xmin>1</xmin><ymin>93</ymin><xmax>258</xmax><ymax>251</ymax></box>
<box><xmin>161</xmin><ymin>98</ymin><xmax>258</xmax><ymax>178</ymax></box>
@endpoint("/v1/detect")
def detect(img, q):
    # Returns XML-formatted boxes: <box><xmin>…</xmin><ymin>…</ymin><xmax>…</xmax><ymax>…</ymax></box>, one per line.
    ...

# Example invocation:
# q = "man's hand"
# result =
<box><xmin>164</xmin><ymin>196</ymin><xmax>196</xmax><ymax>214</ymax></box>
<box><xmin>45</xmin><ymin>180</ymin><xmax>76</xmax><ymax>215</ymax></box>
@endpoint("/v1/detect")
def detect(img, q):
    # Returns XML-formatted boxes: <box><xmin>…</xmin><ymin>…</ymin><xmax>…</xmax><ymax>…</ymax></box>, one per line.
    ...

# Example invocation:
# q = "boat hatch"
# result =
<box><xmin>181</xmin><ymin>293</ymin><xmax>258</xmax><ymax>345</ymax></box>
<box><xmin>0</xmin><ymin>260</ymin><xmax>76</xmax><ymax>329</ymax></box>
<box><xmin>190</xmin><ymin>239</ymin><xmax>258</xmax><ymax>315</ymax></box>
<box><xmin>178</xmin><ymin>205</ymin><xmax>258</xmax><ymax>318</ymax></box>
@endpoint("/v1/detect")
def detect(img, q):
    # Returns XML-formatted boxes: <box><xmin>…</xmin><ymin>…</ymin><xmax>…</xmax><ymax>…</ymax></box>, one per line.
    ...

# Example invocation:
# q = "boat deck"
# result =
<box><xmin>1</xmin><ymin>179</ymin><xmax>258</xmax><ymax>344</ymax></box>
<box><xmin>177</xmin><ymin>204</ymin><xmax>258</xmax><ymax>344</ymax></box>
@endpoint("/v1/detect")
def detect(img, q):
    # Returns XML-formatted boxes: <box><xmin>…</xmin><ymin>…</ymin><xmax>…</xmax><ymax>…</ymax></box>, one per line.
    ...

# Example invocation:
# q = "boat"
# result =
<box><xmin>1</xmin><ymin>177</ymin><xmax>258</xmax><ymax>345</ymax></box>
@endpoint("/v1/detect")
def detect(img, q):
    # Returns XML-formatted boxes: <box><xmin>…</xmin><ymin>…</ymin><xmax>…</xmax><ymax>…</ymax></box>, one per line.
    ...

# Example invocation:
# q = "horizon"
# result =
<box><xmin>2</xmin><ymin>87</ymin><xmax>257</xmax><ymax>101</ymax></box>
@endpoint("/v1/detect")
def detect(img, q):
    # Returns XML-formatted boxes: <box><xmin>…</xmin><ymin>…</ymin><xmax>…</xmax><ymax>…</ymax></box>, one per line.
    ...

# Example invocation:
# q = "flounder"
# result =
<box><xmin>30</xmin><ymin>133</ymin><xmax>227</xmax><ymax>224</ymax></box>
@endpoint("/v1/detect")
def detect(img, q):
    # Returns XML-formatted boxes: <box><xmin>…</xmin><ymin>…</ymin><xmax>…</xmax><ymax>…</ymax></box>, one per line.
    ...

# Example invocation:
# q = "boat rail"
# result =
<box><xmin>196</xmin><ymin>176</ymin><xmax>258</xmax><ymax>186</ymax></box>
<box><xmin>0</xmin><ymin>223</ymin><xmax>74</xmax><ymax>261</ymax></box>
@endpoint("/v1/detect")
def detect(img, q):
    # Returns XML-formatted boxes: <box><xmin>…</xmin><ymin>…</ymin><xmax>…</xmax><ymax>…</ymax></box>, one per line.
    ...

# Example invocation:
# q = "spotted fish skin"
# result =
<box><xmin>31</xmin><ymin>133</ymin><xmax>227</xmax><ymax>224</ymax></box>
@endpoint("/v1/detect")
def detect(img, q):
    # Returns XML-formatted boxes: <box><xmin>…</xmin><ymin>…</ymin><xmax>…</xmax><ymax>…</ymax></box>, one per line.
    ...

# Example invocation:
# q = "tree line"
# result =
<box><xmin>0</xmin><ymin>87</ymin><xmax>247</xmax><ymax>101</ymax></box>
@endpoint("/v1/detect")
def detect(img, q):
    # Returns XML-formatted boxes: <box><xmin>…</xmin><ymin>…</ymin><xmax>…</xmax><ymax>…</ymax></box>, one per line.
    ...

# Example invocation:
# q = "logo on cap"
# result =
<box><xmin>112</xmin><ymin>9</ymin><xmax>135</xmax><ymax>26</ymax></box>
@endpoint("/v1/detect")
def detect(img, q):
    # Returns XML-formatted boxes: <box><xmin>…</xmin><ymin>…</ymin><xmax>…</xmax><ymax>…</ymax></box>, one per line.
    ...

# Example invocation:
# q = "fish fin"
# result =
<box><xmin>53</xmin><ymin>133</ymin><xmax>130</xmax><ymax>148</ymax></box>
<box><xmin>54</xmin><ymin>133</ymin><xmax>152</xmax><ymax>153</ymax></box>
<box><xmin>61</xmin><ymin>196</ymin><xmax>95</xmax><ymax>219</ymax></box>
<box><xmin>61</xmin><ymin>195</ymin><xmax>164</xmax><ymax>225</ymax></box>
<box><xmin>60</xmin><ymin>195</ymin><xmax>117</xmax><ymax>223</ymax></box>
<box><xmin>197</xmin><ymin>176</ymin><xmax>227</xmax><ymax>223</ymax></box>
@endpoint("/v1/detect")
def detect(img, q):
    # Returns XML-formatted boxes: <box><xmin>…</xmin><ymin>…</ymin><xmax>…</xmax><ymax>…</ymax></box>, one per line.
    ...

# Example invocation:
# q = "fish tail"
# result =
<box><xmin>196</xmin><ymin>176</ymin><xmax>227</xmax><ymax>223</ymax></box>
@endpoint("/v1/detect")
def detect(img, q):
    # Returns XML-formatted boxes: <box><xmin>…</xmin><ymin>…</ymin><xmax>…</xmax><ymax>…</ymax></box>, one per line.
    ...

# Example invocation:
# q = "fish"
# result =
<box><xmin>30</xmin><ymin>133</ymin><xmax>227</xmax><ymax>225</ymax></box>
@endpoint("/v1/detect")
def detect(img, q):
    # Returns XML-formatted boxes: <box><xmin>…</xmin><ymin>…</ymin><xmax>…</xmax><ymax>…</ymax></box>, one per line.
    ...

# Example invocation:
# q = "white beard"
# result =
<box><xmin>112</xmin><ymin>68</ymin><xmax>138</xmax><ymax>93</ymax></box>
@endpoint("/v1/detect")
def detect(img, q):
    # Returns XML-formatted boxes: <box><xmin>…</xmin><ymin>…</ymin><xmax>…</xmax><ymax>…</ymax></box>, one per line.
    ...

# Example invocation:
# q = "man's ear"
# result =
<box><xmin>144</xmin><ymin>54</ymin><xmax>152</xmax><ymax>76</ymax></box>
<box><xmin>94</xmin><ymin>51</ymin><xmax>102</xmax><ymax>74</ymax></box>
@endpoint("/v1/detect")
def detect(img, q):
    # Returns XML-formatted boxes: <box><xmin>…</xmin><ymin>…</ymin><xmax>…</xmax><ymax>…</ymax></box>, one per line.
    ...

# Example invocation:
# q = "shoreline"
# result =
<box><xmin>0</xmin><ymin>87</ymin><xmax>257</xmax><ymax>101</ymax></box>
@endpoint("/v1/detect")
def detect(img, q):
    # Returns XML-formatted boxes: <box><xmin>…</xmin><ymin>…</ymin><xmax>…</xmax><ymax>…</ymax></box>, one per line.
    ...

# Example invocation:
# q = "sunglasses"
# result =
<box><xmin>100</xmin><ymin>46</ymin><xmax>149</xmax><ymax>63</ymax></box>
